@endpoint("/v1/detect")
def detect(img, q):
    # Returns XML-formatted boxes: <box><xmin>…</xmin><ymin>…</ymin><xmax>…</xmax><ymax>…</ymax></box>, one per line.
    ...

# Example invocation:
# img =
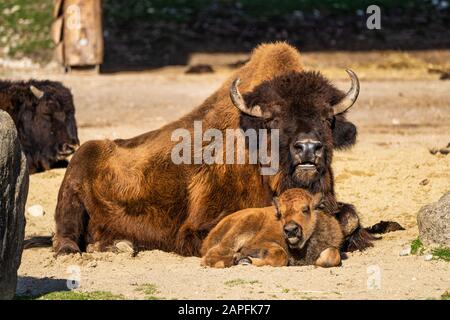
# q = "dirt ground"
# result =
<box><xmin>5</xmin><ymin>51</ymin><xmax>450</xmax><ymax>299</ymax></box>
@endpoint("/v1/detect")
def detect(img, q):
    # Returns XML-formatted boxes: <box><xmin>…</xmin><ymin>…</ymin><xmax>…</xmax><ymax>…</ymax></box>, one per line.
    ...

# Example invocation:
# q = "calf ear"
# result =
<box><xmin>30</xmin><ymin>85</ymin><xmax>44</xmax><ymax>99</ymax></box>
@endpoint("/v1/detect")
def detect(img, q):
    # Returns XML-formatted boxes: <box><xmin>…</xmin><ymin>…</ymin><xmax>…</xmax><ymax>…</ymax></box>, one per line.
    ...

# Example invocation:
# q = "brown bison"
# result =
<box><xmin>0</xmin><ymin>80</ymin><xmax>79</xmax><ymax>173</ymax></box>
<box><xmin>53</xmin><ymin>42</ymin><xmax>371</xmax><ymax>257</ymax></box>
<box><xmin>201</xmin><ymin>188</ymin><xmax>343</xmax><ymax>268</ymax></box>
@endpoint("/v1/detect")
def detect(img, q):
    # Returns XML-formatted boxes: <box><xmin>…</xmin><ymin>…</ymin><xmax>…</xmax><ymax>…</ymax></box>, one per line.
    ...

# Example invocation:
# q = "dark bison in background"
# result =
<box><xmin>0</xmin><ymin>80</ymin><xmax>79</xmax><ymax>173</ymax></box>
<box><xmin>52</xmin><ymin>42</ymin><xmax>373</xmax><ymax>257</ymax></box>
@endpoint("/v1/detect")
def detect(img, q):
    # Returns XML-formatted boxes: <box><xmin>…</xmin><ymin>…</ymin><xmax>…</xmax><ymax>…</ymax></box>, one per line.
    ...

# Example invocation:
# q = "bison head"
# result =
<box><xmin>15</xmin><ymin>82</ymin><xmax>79</xmax><ymax>173</ymax></box>
<box><xmin>230</xmin><ymin>70</ymin><xmax>359</xmax><ymax>187</ymax></box>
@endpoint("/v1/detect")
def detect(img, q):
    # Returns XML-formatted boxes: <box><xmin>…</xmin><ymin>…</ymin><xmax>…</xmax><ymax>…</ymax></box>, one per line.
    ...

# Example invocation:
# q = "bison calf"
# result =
<box><xmin>0</xmin><ymin>80</ymin><xmax>79</xmax><ymax>173</ymax></box>
<box><xmin>201</xmin><ymin>188</ymin><xmax>343</xmax><ymax>268</ymax></box>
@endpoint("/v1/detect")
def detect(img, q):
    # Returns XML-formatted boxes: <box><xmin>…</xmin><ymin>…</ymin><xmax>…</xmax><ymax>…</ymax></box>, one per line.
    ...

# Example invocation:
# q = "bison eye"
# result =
<box><xmin>302</xmin><ymin>207</ymin><xmax>310</xmax><ymax>214</ymax></box>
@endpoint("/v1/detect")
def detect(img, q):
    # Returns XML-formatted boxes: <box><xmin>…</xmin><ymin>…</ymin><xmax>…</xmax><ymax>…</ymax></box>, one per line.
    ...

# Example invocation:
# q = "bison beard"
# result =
<box><xmin>0</xmin><ymin>80</ymin><xmax>79</xmax><ymax>173</ymax></box>
<box><xmin>52</xmin><ymin>42</ymin><xmax>371</xmax><ymax>257</ymax></box>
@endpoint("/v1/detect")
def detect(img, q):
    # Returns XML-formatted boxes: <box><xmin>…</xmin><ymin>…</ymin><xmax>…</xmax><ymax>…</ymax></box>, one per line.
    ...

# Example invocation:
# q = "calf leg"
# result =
<box><xmin>315</xmin><ymin>247</ymin><xmax>341</xmax><ymax>268</ymax></box>
<box><xmin>237</xmin><ymin>243</ymin><xmax>288</xmax><ymax>267</ymax></box>
<box><xmin>201</xmin><ymin>245</ymin><xmax>235</xmax><ymax>268</ymax></box>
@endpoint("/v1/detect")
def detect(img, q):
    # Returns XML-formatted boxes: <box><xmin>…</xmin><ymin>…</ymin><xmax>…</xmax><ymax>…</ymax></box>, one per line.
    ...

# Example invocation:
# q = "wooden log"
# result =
<box><xmin>63</xmin><ymin>0</ymin><xmax>104</xmax><ymax>66</ymax></box>
<box><xmin>53</xmin><ymin>0</ymin><xmax>63</xmax><ymax>18</ymax></box>
<box><xmin>54</xmin><ymin>41</ymin><xmax>64</xmax><ymax>64</ymax></box>
<box><xmin>51</xmin><ymin>16</ymin><xmax>63</xmax><ymax>44</ymax></box>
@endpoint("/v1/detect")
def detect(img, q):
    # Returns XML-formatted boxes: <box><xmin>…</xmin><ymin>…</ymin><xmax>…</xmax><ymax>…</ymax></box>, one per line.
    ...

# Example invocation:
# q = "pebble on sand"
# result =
<box><xmin>27</xmin><ymin>204</ymin><xmax>45</xmax><ymax>217</ymax></box>
<box><xmin>399</xmin><ymin>247</ymin><xmax>411</xmax><ymax>256</ymax></box>
<box><xmin>423</xmin><ymin>254</ymin><xmax>433</xmax><ymax>261</ymax></box>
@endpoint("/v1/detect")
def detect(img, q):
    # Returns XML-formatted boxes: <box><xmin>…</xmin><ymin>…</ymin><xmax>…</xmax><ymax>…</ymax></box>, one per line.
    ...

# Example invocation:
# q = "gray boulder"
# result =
<box><xmin>417</xmin><ymin>191</ymin><xmax>450</xmax><ymax>247</ymax></box>
<box><xmin>0</xmin><ymin>110</ymin><xmax>29</xmax><ymax>300</ymax></box>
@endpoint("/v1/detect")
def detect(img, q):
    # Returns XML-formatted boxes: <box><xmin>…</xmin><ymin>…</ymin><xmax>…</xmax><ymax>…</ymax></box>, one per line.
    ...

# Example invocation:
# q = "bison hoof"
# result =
<box><xmin>236</xmin><ymin>257</ymin><xmax>252</xmax><ymax>266</ymax></box>
<box><xmin>54</xmin><ymin>240</ymin><xmax>81</xmax><ymax>257</ymax></box>
<box><xmin>54</xmin><ymin>245</ymin><xmax>81</xmax><ymax>257</ymax></box>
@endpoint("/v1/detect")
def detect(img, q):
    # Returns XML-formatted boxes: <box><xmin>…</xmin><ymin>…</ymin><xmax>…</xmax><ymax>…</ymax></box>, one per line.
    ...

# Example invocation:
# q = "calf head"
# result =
<box><xmin>274</xmin><ymin>188</ymin><xmax>322</xmax><ymax>249</ymax></box>
<box><xmin>13</xmin><ymin>82</ymin><xmax>79</xmax><ymax>173</ymax></box>
<box><xmin>230</xmin><ymin>70</ymin><xmax>359</xmax><ymax>187</ymax></box>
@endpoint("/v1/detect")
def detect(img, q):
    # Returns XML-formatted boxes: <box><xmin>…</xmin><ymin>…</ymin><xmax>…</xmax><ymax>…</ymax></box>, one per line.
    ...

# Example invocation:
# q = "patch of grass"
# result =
<box><xmin>0</xmin><ymin>0</ymin><xmax>53</xmax><ymax>61</ymax></box>
<box><xmin>281</xmin><ymin>288</ymin><xmax>290</xmax><ymax>293</ymax></box>
<box><xmin>135</xmin><ymin>283</ymin><xmax>164</xmax><ymax>300</ymax></box>
<box><xmin>441</xmin><ymin>291</ymin><xmax>450</xmax><ymax>300</ymax></box>
<box><xmin>16</xmin><ymin>291</ymin><xmax>125</xmax><ymax>300</ymax></box>
<box><xmin>410</xmin><ymin>238</ymin><xmax>424</xmax><ymax>255</ymax></box>
<box><xmin>432</xmin><ymin>247</ymin><xmax>450</xmax><ymax>262</ymax></box>
<box><xmin>224</xmin><ymin>279</ymin><xmax>260</xmax><ymax>287</ymax></box>
<box><xmin>136</xmin><ymin>283</ymin><xmax>157</xmax><ymax>295</ymax></box>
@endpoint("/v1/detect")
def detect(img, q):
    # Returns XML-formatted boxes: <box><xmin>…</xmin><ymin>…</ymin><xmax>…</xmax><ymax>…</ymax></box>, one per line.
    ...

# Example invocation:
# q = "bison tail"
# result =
<box><xmin>341</xmin><ymin>227</ymin><xmax>378</xmax><ymax>252</ymax></box>
<box><xmin>23</xmin><ymin>235</ymin><xmax>53</xmax><ymax>249</ymax></box>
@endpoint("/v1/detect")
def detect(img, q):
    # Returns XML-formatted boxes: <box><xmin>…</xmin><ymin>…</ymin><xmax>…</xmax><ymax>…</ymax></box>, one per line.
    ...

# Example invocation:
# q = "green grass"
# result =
<box><xmin>224</xmin><ymin>279</ymin><xmax>260</xmax><ymax>287</ymax></box>
<box><xmin>442</xmin><ymin>291</ymin><xmax>450</xmax><ymax>300</ymax></box>
<box><xmin>135</xmin><ymin>283</ymin><xmax>165</xmax><ymax>300</ymax></box>
<box><xmin>16</xmin><ymin>291</ymin><xmax>125</xmax><ymax>300</ymax></box>
<box><xmin>410</xmin><ymin>238</ymin><xmax>424</xmax><ymax>255</ymax></box>
<box><xmin>410</xmin><ymin>237</ymin><xmax>450</xmax><ymax>261</ymax></box>
<box><xmin>431</xmin><ymin>247</ymin><xmax>450</xmax><ymax>262</ymax></box>
<box><xmin>0</xmin><ymin>0</ymin><xmax>53</xmax><ymax>61</ymax></box>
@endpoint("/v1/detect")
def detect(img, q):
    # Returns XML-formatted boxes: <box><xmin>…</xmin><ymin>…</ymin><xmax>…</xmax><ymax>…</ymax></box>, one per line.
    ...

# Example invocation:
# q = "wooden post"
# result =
<box><xmin>52</xmin><ymin>0</ymin><xmax>104</xmax><ymax>71</ymax></box>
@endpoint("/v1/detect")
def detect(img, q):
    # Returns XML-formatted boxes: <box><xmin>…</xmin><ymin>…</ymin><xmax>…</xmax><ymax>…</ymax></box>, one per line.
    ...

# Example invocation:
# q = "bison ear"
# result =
<box><xmin>332</xmin><ymin>115</ymin><xmax>357</xmax><ymax>149</ymax></box>
<box><xmin>30</xmin><ymin>85</ymin><xmax>44</xmax><ymax>99</ymax></box>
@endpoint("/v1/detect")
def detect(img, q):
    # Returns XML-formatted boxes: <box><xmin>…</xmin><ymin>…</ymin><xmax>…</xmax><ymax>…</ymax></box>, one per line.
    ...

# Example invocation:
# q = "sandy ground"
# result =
<box><xmin>6</xmin><ymin>54</ymin><xmax>450</xmax><ymax>299</ymax></box>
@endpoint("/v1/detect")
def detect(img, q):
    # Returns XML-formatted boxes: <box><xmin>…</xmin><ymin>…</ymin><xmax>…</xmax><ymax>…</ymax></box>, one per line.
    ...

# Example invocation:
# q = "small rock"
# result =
<box><xmin>87</xmin><ymin>261</ymin><xmax>97</xmax><ymax>268</ymax></box>
<box><xmin>424</xmin><ymin>254</ymin><xmax>433</xmax><ymax>261</ymax></box>
<box><xmin>419</xmin><ymin>179</ymin><xmax>430</xmax><ymax>186</ymax></box>
<box><xmin>27</xmin><ymin>204</ymin><xmax>45</xmax><ymax>217</ymax></box>
<box><xmin>399</xmin><ymin>247</ymin><xmax>411</xmax><ymax>256</ymax></box>
<box><xmin>440</xmin><ymin>148</ymin><xmax>449</xmax><ymax>155</ymax></box>
<box><xmin>114</xmin><ymin>240</ymin><xmax>134</xmax><ymax>253</ymax></box>
<box><xmin>417</xmin><ymin>191</ymin><xmax>450</xmax><ymax>247</ymax></box>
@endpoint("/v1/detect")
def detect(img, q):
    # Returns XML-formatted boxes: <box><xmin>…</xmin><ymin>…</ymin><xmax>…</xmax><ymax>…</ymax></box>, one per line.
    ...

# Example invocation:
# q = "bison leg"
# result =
<box><xmin>201</xmin><ymin>245</ymin><xmax>235</xmax><ymax>268</ymax></box>
<box><xmin>237</xmin><ymin>243</ymin><xmax>288</xmax><ymax>267</ymax></box>
<box><xmin>315</xmin><ymin>247</ymin><xmax>341</xmax><ymax>268</ymax></box>
<box><xmin>53</xmin><ymin>181</ymin><xmax>87</xmax><ymax>256</ymax></box>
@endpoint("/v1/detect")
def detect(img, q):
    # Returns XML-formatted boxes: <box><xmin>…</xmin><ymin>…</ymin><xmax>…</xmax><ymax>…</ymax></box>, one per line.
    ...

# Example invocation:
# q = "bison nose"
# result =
<box><xmin>59</xmin><ymin>143</ymin><xmax>78</xmax><ymax>155</ymax></box>
<box><xmin>295</xmin><ymin>141</ymin><xmax>322</xmax><ymax>162</ymax></box>
<box><xmin>284</xmin><ymin>222</ymin><xmax>301</xmax><ymax>238</ymax></box>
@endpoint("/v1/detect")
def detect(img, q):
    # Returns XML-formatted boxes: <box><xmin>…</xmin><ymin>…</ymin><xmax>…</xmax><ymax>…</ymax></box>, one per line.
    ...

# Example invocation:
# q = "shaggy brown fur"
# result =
<box><xmin>201</xmin><ymin>188</ymin><xmax>343</xmax><ymax>268</ymax></box>
<box><xmin>53</xmin><ymin>42</ymin><xmax>369</xmax><ymax>257</ymax></box>
<box><xmin>0</xmin><ymin>80</ymin><xmax>79</xmax><ymax>173</ymax></box>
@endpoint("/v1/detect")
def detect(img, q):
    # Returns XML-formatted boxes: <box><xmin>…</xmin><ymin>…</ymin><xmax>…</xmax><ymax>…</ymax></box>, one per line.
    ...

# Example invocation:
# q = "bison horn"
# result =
<box><xmin>333</xmin><ymin>69</ymin><xmax>360</xmax><ymax>115</ymax></box>
<box><xmin>30</xmin><ymin>85</ymin><xmax>44</xmax><ymax>99</ymax></box>
<box><xmin>230</xmin><ymin>78</ymin><xmax>267</xmax><ymax>118</ymax></box>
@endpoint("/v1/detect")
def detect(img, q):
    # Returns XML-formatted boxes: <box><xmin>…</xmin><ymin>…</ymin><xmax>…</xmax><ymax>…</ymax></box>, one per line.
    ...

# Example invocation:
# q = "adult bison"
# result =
<box><xmin>53</xmin><ymin>42</ymin><xmax>371</xmax><ymax>256</ymax></box>
<box><xmin>0</xmin><ymin>80</ymin><xmax>79</xmax><ymax>173</ymax></box>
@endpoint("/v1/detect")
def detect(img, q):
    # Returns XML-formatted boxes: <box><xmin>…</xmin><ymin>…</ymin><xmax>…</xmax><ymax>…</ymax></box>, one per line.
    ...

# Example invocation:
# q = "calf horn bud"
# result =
<box><xmin>30</xmin><ymin>85</ymin><xmax>44</xmax><ymax>99</ymax></box>
<box><xmin>230</xmin><ymin>78</ymin><xmax>267</xmax><ymax>118</ymax></box>
<box><xmin>333</xmin><ymin>69</ymin><xmax>360</xmax><ymax>115</ymax></box>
